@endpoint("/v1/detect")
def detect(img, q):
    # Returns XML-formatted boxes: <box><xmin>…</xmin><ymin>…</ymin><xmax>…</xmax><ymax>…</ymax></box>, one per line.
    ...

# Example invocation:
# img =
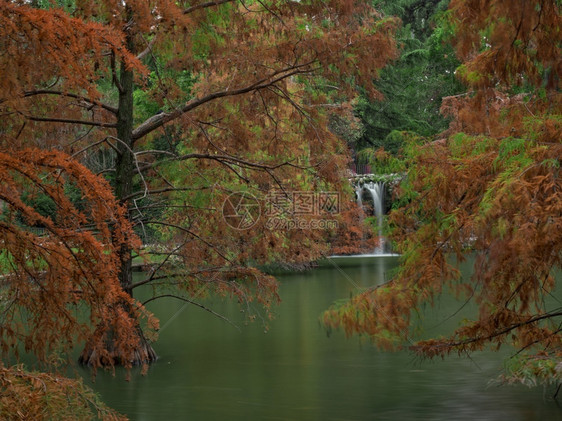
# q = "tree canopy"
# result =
<box><xmin>324</xmin><ymin>0</ymin><xmax>562</xmax><ymax>387</ymax></box>
<box><xmin>0</xmin><ymin>0</ymin><xmax>398</xmax><ymax>416</ymax></box>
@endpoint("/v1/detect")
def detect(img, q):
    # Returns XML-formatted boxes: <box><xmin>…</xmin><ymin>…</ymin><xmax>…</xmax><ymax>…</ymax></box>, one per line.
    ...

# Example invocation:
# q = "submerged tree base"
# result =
<box><xmin>78</xmin><ymin>329</ymin><xmax>158</xmax><ymax>368</ymax></box>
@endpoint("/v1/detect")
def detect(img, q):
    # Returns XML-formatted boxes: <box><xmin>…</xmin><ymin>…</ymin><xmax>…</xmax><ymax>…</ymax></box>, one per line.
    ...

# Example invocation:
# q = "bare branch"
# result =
<box><xmin>143</xmin><ymin>220</ymin><xmax>233</xmax><ymax>264</ymax></box>
<box><xmin>183</xmin><ymin>0</ymin><xmax>236</xmax><ymax>15</ymax></box>
<box><xmin>196</xmin><ymin>124</ymin><xmax>250</xmax><ymax>182</ymax></box>
<box><xmin>23</xmin><ymin>90</ymin><xmax>118</xmax><ymax>114</ymax></box>
<box><xmin>141</xmin><ymin>152</ymin><xmax>300</xmax><ymax>173</ymax></box>
<box><xmin>123</xmin><ymin>186</ymin><xmax>212</xmax><ymax>202</ymax></box>
<box><xmin>142</xmin><ymin>294</ymin><xmax>240</xmax><ymax>331</ymax></box>
<box><xmin>134</xmin><ymin>149</ymin><xmax>177</xmax><ymax>157</ymax></box>
<box><xmin>71</xmin><ymin>139</ymin><xmax>112</xmax><ymax>158</ymax></box>
<box><xmin>22</xmin><ymin>114</ymin><xmax>117</xmax><ymax>128</ymax></box>
<box><xmin>137</xmin><ymin>36</ymin><xmax>157</xmax><ymax>61</ymax></box>
<box><xmin>132</xmin><ymin>241</ymin><xmax>188</xmax><ymax>289</ymax></box>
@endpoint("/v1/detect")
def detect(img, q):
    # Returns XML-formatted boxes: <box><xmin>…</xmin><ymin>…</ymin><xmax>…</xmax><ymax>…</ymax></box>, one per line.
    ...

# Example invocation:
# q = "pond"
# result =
<box><xmin>84</xmin><ymin>256</ymin><xmax>561</xmax><ymax>420</ymax></box>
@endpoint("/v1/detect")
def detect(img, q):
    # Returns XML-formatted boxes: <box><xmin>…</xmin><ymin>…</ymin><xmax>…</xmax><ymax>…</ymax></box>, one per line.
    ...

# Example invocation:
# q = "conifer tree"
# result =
<box><xmin>324</xmin><ymin>0</ymin><xmax>562</xmax><ymax>388</ymax></box>
<box><xmin>0</xmin><ymin>1</ymin><xmax>399</xmax><ymax>413</ymax></box>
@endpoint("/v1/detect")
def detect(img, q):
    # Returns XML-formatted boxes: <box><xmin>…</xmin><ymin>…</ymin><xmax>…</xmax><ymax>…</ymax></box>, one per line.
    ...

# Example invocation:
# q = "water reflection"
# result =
<box><xmin>85</xmin><ymin>256</ymin><xmax>561</xmax><ymax>420</ymax></box>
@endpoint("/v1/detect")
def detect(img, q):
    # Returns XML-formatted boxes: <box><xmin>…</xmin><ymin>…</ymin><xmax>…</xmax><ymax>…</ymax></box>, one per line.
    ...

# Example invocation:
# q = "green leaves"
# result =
<box><xmin>496</xmin><ymin>137</ymin><xmax>529</xmax><ymax>162</ymax></box>
<box><xmin>354</xmin><ymin>1</ymin><xmax>463</xmax><ymax>152</ymax></box>
<box><xmin>500</xmin><ymin>354</ymin><xmax>562</xmax><ymax>388</ymax></box>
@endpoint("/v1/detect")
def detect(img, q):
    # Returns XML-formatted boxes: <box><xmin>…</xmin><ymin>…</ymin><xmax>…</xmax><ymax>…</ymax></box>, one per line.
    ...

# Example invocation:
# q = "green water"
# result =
<box><xmin>84</xmin><ymin>256</ymin><xmax>562</xmax><ymax>420</ymax></box>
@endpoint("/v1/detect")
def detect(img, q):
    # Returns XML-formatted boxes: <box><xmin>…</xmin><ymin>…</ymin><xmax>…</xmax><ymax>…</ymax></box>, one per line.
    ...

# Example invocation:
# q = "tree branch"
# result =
<box><xmin>143</xmin><ymin>294</ymin><xmax>240</xmax><ymax>330</ymax></box>
<box><xmin>183</xmin><ymin>0</ymin><xmax>236</xmax><ymax>15</ymax></box>
<box><xmin>137</xmin><ymin>36</ymin><xmax>157</xmax><ymax>61</ymax></box>
<box><xmin>131</xmin><ymin>63</ymin><xmax>317</xmax><ymax>141</ymax></box>
<box><xmin>22</xmin><ymin>114</ymin><xmax>117</xmax><ymax>128</ymax></box>
<box><xmin>413</xmin><ymin>310</ymin><xmax>562</xmax><ymax>354</ymax></box>
<box><xmin>143</xmin><ymin>220</ymin><xmax>233</xmax><ymax>264</ymax></box>
<box><xmin>140</xmin><ymin>152</ymin><xmax>299</xmax><ymax>173</ymax></box>
<box><xmin>131</xmin><ymin>242</ymin><xmax>188</xmax><ymax>289</ymax></box>
<box><xmin>123</xmin><ymin>186</ymin><xmax>212</xmax><ymax>202</ymax></box>
<box><xmin>23</xmin><ymin>90</ymin><xmax>118</xmax><ymax>114</ymax></box>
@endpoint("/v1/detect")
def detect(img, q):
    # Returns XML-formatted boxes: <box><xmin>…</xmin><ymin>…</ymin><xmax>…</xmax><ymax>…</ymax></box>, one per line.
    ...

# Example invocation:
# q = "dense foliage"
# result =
<box><xmin>352</xmin><ymin>0</ymin><xmax>463</xmax><ymax>154</ymax></box>
<box><xmin>324</xmin><ymin>0</ymin><xmax>562</xmax><ymax>388</ymax></box>
<box><xmin>0</xmin><ymin>0</ymin><xmax>398</xmax><ymax>416</ymax></box>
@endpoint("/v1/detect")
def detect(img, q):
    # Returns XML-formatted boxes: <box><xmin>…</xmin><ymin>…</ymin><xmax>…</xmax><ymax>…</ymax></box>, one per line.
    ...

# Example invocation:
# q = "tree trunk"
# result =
<box><xmin>81</xmin><ymin>37</ymin><xmax>157</xmax><ymax>366</ymax></box>
<box><xmin>115</xmin><ymin>52</ymin><xmax>135</xmax><ymax>298</ymax></box>
<box><xmin>78</xmin><ymin>326</ymin><xmax>158</xmax><ymax>367</ymax></box>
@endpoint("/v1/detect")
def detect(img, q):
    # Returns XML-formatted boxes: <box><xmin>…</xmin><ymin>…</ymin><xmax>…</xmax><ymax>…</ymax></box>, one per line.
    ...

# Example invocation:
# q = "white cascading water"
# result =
<box><xmin>338</xmin><ymin>180</ymin><xmax>395</xmax><ymax>259</ymax></box>
<box><xmin>365</xmin><ymin>181</ymin><xmax>385</xmax><ymax>254</ymax></box>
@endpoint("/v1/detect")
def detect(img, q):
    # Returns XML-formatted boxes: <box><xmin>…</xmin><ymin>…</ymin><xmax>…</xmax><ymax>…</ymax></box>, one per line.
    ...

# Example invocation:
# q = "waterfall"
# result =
<box><xmin>336</xmin><ymin>178</ymin><xmax>397</xmax><ymax>258</ymax></box>
<box><xmin>365</xmin><ymin>181</ymin><xmax>386</xmax><ymax>254</ymax></box>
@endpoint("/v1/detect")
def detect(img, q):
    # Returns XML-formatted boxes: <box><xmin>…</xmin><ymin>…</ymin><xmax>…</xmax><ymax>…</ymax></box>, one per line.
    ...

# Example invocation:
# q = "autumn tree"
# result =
<box><xmin>324</xmin><ymin>0</ymin><xmax>562</xmax><ymax>388</ymax></box>
<box><xmin>0</xmin><ymin>4</ymin><xmax>162</xmax><ymax>416</ymax></box>
<box><xmin>1</xmin><ymin>0</ymin><xmax>399</xmax><ymax>381</ymax></box>
<box><xmin>0</xmin><ymin>150</ymin><xmax>148</xmax><ymax>417</ymax></box>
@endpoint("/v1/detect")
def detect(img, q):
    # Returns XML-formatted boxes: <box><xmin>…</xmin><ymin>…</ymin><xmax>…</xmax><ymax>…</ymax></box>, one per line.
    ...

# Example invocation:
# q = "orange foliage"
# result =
<box><xmin>0</xmin><ymin>149</ymin><xmax>156</xmax><ymax>367</ymax></box>
<box><xmin>324</xmin><ymin>0</ymin><xmax>562</xmax><ymax>384</ymax></box>
<box><xmin>450</xmin><ymin>0</ymin><xmax>561</xmax><ymax>90</ymax></box>
<box><xmin>0</xmin><ymin>1</ymin><xmax>144</xmax><ymax>136</ymax></box>
<box><xmin>0</xmin><ymin>2</ymin><xmax>400</xmax><ymax>410</ymax></box>
<box><xmin>0</xmin><ymin>363</ymin><xmax>125</xmax><ymax>420</ymax></box>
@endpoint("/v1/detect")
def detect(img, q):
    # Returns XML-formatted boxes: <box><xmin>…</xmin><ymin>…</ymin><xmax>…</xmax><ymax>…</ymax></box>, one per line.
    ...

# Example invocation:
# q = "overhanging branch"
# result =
<box><xmin>142</xmin><ymin>293</ymin><xmax>240</xmax><ymax>331</ymax></box>
<box><xmin>131</xmin><ymin>63</ymin><xmax>317</xmax><ymax>141</ymax></box>
<box><xmin>412</xmin><ymin>310</ymin><xmax>562</xmax><ymax>354</ymax></box>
